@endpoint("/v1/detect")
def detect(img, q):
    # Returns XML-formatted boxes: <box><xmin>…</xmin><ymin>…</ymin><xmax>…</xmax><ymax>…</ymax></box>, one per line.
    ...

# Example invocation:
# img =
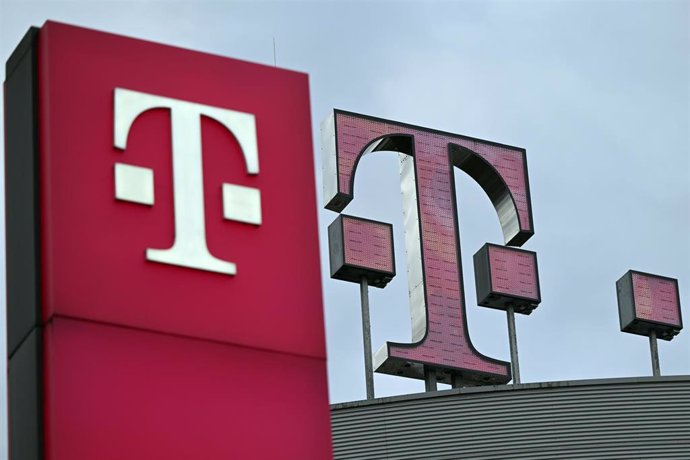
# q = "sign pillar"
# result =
<box><xmin>5</xmin><ymin>21</ymin><xmax>332</xmax><ymax>459</ymax></box>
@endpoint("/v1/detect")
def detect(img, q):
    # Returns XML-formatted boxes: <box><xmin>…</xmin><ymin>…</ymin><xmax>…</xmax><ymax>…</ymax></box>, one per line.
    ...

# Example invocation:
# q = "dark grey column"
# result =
<box><xmin>5</xmin><ymin>26</ymin><xmax>44</xmax><ymax>460</ymax></box>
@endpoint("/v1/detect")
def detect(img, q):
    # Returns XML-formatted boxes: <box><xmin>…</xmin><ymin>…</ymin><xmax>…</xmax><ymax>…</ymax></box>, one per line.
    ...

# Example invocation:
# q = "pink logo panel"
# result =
<box><xmin>489</xmin><ymin>245</ymin><xmax>539</xmax><ymax>301</ymax></box>
<box><xmin>633</xmin><ymin>272</ymin><xmax>681</xmax><ymax>327</ymax></box>
<box><xmin>387</xmin><ymin>132</ymin><xmax>507</xmax><ymax>377</ymax></box>
<box><xmin>343</xmin><ymin>217</ymin><xmax>394</xmax><ymax>274</ymax></box>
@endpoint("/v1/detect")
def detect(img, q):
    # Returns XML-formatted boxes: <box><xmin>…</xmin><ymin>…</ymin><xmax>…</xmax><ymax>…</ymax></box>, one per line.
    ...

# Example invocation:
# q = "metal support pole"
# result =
<box><xmin>424</xmin><ymin>366</ymin><xmax>437</xmax><ymax>392</ymax></box>
<box><xmin>507</xmin><ymin>305</ymin><xmax>521</xmax><ymax>384</ymax></box>
<box><xmin>451</xmin><ymin>374</ymin><xmax>462</xmax><ymax>389</ymax></box>
<box><xmin>360</xmin><ymin>277</ymin><xmax>374</xmax><ymax>399</ymax></box>
<box><xmin>649</xmin><ymin>330</ymin><xmax>661</xmax><ymax>377</ymax></box>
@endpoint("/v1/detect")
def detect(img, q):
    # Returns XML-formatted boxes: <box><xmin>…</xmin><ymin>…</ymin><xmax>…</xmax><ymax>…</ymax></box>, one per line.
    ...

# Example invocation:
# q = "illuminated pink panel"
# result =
<box><xmin>489</xmin><ymin>245</ymin><xmax>539</xmax><ymax>301</ymax></box>
<box><xmin>343</xmin><ymin>216</ymin><xmax>393</xmax><ymax>274</ymax></box>
<box><xmin>335</xmin><ymin>112</ymin><xmax>532</xmax><ymax>234</ymax></box>
<box><xmin>633</xmin><ymin>272</ymin><xmax>681</xmax><ymax>327</ymax></box>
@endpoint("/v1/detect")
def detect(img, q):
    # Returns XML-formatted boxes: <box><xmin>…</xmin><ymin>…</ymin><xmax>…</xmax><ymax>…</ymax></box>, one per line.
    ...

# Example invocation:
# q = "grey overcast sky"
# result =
<box><xmin>1</xmin><ymin>0</ymin><xmax>688</xmax><ymax>458</ymax></box>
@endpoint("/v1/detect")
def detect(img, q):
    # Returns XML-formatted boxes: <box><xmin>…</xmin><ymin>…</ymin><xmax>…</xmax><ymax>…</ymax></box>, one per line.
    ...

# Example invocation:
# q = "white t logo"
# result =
<box><xmin>113</xmin><ymin>88</ymin><xmax>260</xmax><ymax>276</ymax></box>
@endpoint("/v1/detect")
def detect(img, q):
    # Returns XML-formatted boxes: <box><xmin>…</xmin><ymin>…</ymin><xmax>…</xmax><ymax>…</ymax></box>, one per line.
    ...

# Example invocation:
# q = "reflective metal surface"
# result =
<box><xmin>114</xmin><ymin>88</ymin><xmax>260</xmax><ymax>276</ymax></box>
<box><xmin>321</xmin><ymin>112</ymin><xmax>338</xmax><ymax>209</ymax></box>
<box><xmin>399</xmin><ymin>154</ymin><xmax>426</xmax><ymax>343</ymax></box>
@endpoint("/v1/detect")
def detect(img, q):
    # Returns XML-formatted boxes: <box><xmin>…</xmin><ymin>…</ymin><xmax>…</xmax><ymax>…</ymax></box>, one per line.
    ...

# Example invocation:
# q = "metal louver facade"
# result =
<box><xmin>331</xmin><ymin>376</ymin><xmax>690</xmax><ymax>459</ymax></box>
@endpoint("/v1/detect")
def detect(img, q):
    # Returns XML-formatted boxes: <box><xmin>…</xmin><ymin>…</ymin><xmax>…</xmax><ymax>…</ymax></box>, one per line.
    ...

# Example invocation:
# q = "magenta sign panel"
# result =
<box><xmin>342</xmin><ymin>216</ymin><xmax>395</xmax><ymax>275</ymax></box>
<box><xmin>323</xmin><ymin>110</ymin><xmax>535</xmax><ymax>385</ymax></box>
<box><xmin>632</xmin><ymin>272</ymin><xmax>681</xmax><ymax>325</ymax></box>
<box><xmin>489</xmin><ymin>245</ymin><xmax>539</xmax><ymax>300</ymax></box>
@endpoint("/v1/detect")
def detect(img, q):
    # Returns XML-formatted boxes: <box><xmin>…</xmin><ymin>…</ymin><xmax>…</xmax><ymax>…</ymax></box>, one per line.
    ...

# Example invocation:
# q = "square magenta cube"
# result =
<box><xmin>617</xmin><ymin>270</ymin><xmax>682</xmax><ymax>340</ymax></box>
<box><xmin>328</xmin><ymin>215</ymin><xmax>395</xmax><ymax>288</ymax></box>
<box><xmin>473</xmin><ymin>243</ymin><xmax>541</xmax><ymax>314</ymax></box>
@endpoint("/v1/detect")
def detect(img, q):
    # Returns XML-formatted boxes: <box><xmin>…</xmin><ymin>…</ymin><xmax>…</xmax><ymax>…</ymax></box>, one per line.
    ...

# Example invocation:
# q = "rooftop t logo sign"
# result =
<box><xmin>323</xmin><ymin>110</ymin><xmax>535</xmax><ymax>387</ymax></box>
<box><xmin>113</xmin><ymin>88</ymin><xmax>260</xmax><ymax>275</ymax></box>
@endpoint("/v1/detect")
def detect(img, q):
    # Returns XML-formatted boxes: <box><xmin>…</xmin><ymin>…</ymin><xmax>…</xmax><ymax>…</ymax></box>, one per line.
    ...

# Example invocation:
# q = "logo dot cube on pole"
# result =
<box><xmin>473</xmin><ymin>243</ymin><xmax>541</xmax><ymax>315</ymax></box>
<box><xmin>328</xmin><ymin>215</ymin><xmax>395</xmax><ymax>288</ymax></box>
<box><xmin>616</xmin><ymin>270</ymin><xmax>682</xmax><ymax>340</ymax></box>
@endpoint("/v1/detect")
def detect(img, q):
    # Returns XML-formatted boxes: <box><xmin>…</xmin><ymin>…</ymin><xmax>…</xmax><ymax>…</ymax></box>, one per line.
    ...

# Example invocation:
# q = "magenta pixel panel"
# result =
<box><xmin>489</xmin><ymin>245</ymin><xmax>539</xmax><ymax>301</ymax></box>
<box><xmin>342</xmin><ymin>216</ymin><xmax>394</xmax><ymax>275</ymax></box>
<box><xmin>632</xmin><ymin>272</ymin><xmax>681</xmax><ymax>327</ymax></box>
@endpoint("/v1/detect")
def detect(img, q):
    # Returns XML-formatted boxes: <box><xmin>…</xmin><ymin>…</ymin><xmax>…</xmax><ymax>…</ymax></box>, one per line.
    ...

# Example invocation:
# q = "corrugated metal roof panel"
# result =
<box><xmin>331</xmin><ymin>376</ymin><xmax>690</xmax><ymax>459</ymax></box>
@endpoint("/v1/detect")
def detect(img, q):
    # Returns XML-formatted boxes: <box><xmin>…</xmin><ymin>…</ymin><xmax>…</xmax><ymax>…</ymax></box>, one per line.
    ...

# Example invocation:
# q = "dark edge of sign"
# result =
<box><xmin>522</xmin><ymin>148</ymin><xmax>535</xmax><ymax>236</ymax></box>
<box><xmin>5</xmin><ymin>26</ymin><xmax>45</xmax><ymax>460</ymax></box>
<box><xmin>5</xmin><ymin>25</ymin><xmax>42</xmax><ymax>357</ymax></box>
<box><xmin>473</xmin><ymin>243</ymin><xmax>492</xmax><ymax>306</ymax></box>
<box><xmin>8</xmin><ymin>327</ymin><xmax>44</xmax><ymax>460</ymax></box>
